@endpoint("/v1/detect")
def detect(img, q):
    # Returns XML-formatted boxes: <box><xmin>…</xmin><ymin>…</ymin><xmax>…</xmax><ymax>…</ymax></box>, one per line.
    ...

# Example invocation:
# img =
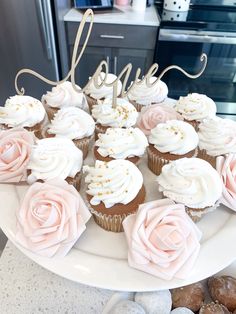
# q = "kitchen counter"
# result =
<box><xmin>63</xmin><ymin>5</ymin><xmax>160</xmax><ymax>27</ymax></box>
<box><xmin>0</xmin><ymin>241</ymin><xmax>113</xmax><ymax>314</ymax></box>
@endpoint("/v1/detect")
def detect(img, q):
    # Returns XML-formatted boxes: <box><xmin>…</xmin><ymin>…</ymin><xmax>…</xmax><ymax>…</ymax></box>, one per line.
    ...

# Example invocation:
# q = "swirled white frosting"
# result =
<box><xmin>27</xmin><ymin>138</ymin><xmax>83</xmax><ymax>183</ymax></box>
<box><xmin>47</xmin><ymin>107</ymin><xmax>95</xmax><ymax>140</ymax></box>
<box><xmin>42</xmin><ymin>81</ymin><xmax>88</xmax><ymax>110</ymax></box>
<box><xmin>92</xmin><ymin>98</ymin><xmax>138</xmax><ymax>128</ymax></box>
<box><xmin>198</xmin><ymin>117</ymin><xmax>236</xmax><ymax>156</ymax></box>
<box><xmin>0</xmin><ymin>95</ymin><xmax>45</xmax><ymax>127</ymax></box>
<box><xmin>83</xmin><ymin>159</ymin><xmax>143</xmax><ymax>208</ymax></box>
<box><xmin>149</xmin><ymin>120</ymin><xmax>199</xmax><ymax>155</ymax></box>
<box><xmin>85</xmin><ymin>72</ymin><xmax>122</xmax><ymax>99</ymax></box>
<box><xmin>157</xmin><ymin>157</ymin><xmax>222</xmax><ymax>208</ymax></box>
<box><xmin>128</xmin><ymin>77</ymin><xmax>168</xmax><ymax>105</ymax></box>
<box><xmin>175</xmin><ymin>93</ymin><xmax>216</xmax><ymax>121</ymax></box>
<box><xmin>96</xmin><ymin>127</ymin><xmax>148</xmax><ymax>159</ymax></box>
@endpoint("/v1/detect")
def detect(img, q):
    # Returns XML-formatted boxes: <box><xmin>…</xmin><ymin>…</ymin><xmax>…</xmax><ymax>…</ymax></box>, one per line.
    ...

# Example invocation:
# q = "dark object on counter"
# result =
<box><xmin>199</xmin><ymin>302</ymin><xmax>230</xmax><ymax>314</ymax></box>
<box><xmin>171</xmin><ymin>282</ymin><xmax>205</xmax><ymax>312</ymax></box>
<box><xmin>74</xmin><ymin>0</ymin><xmax>113</xmax><ymax>10</ymax></box>
<box><xmin>208</xmin><ymin>276</ymin><xmax>236</xmax><ymax>312</ymax></box>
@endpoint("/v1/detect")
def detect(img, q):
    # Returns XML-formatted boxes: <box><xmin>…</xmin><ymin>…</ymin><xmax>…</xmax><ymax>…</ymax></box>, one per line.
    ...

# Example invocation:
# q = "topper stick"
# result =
<box><xmin>112</xmin><ymin>81</ymin><xmax>118</xmax><ymax>109</ymax></box>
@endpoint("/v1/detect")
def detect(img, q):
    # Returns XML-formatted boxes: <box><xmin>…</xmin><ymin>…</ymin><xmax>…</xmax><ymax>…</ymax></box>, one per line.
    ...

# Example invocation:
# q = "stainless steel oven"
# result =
<box><xmin>155</xmin><ymin>1</ymin><xmax>236</xmax><ymax>120</ymax></box>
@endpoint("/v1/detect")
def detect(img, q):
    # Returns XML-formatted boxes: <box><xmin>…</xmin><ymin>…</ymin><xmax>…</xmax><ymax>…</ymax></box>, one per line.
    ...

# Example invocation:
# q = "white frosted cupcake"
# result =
<box><xmin>41</xmin><ymin>81</ymin><xmax>88</xmax><ymax>120</ymax></box>
<box><xmin>94</xmin><ymin>127</ymin><xmax>148</xmax><ymax>164</ymax></box>
<box><xmin>198</xmin><ymin>117</ymin><xmax>236</xmax><ymax>168</ymax></box>
<box><xmin>27</xmin><ymin>137</ymin><xmax>83</xmax><ymax>191</ymax></box>
<box><xmin>84</xmin><ymin>72</ymin><xmax>122</xmax><ymax>111</ymax></box>
<box><xmin>175</xmin><ymin>93</ymin><xmax>216</xmax><ymax>130</ymax></box>
<box><xmin>128</xmin><ymin>77</ymin><xmax>168</xmax><ymax>112</ymax></box>
<box><xmin>45</xmin><ymin>107</ymin><xmax>95</xmax><ymax>159</ymax></box>
<box><xmin>0</xmin><ymin>95</ymin><xmax>46</xmax><ymax>139</ymax></box>
<box><xmin>83</xmin><ymin>159</ymin><xmax>145</xmax><ymax>232</ymax></box>
<box><xmin>147</xmin><ymin>120</ymin><xmax>199</xmax><ymax>175</ymax></box>
<box><xmin>92</xmin><ymin>97</ymin><xmax>138</xmax><ymax>138</ymax></box>
<box><xmin>156</xmin><ymin>157</ymin><xmax>223</xmax><ymax>222</ymax></box>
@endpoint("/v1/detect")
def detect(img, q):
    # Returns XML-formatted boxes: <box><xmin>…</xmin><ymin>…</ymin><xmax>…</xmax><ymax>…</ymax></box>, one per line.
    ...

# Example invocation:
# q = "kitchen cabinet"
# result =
<box><xmin>66</xmin><ymin>22</ymin><xmax>158</xmax><ymax>87</ymax></box>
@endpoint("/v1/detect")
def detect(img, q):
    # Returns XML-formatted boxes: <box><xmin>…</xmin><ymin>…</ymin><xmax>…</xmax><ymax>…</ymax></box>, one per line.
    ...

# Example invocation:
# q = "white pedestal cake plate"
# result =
<box><xmin>0</xmin><ymin>152</ymin><xmax>235</xmax><ymax>292</ymax></box>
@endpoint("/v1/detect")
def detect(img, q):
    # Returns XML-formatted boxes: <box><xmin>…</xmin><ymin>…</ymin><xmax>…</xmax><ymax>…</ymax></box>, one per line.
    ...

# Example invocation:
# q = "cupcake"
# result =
<box><xmin>156</xmin><ymin>157</ymin><xmax>223</xmax><ymax>222</ymax></box>
<box><xmin>84</xmin><ymin>72</ymin><xmax>122</xmax><ymax>111</ymax></box>
<box><xmin>198</xmin><ymin>117</ymin><xmax>236</xmax><ymax>168</ymax></box>
<box><xmin>44</xmin><ymin>107</ymin><xmax>95</xmax><ymax>159</ymax></box>
<box><xmin>91</xmin><ymin>98</ymin><xmax>138</xmax><ymax>138</ymax></box>
<box><xmin>147</xmin><ymin>120</ymin><xmax>199</xmax><ymax>175</ymax></box>
<box><xmin>128</xmin><ymin>76</ymin><xmax>168</xmax><ymax>112</ymax></box>
<box><xmin>94</xmin><ymin>127</ymin><xmax>148</xmax><ymax>164</ymax></box>
<box><xmin>175</xmin><ymin>93</ymin><xmax>216</xmax><ymax>130</ymax></box>
<box><xmin>83</xmin><ymin>159</ymin><xmax>145</xmax><ymax>232</ymax></box>
<box><xmin>0</xmin><ymin>95</ymin><xmax>46</xmax><ymax>138</ymax></box>
<box><xmin>41</xmin><ymin>81</ymin><xmax>88</xmax><ymax>121</ymax></box>
<box><xmin>27</xmin><ymin>137</ymin><xmax>83</xmax><ymax>191</ymax></box>
<box><xmin>137</xmin><ymin>102</ymin><xmax>183</xmax><ymax>136</ymax></box>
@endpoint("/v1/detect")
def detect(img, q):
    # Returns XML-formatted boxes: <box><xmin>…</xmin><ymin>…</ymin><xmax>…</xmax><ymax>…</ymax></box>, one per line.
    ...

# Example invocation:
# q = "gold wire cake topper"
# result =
<box><xmin>15</xmin><ymin>9</ymin><xmax>207</xmax><ymax>108</ymax></box>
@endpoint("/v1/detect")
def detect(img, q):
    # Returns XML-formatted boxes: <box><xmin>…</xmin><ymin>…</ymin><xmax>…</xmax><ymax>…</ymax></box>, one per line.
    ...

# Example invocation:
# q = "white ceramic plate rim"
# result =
<box><xmin>1</xmin><ymin>183</ymin><xmax>236</xmax><ymax>292</ymax></box>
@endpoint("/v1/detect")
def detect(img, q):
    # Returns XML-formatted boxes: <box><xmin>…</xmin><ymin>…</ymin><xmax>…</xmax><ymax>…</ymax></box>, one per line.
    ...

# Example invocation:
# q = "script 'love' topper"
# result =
<box><xmin>14</xmin><ymin>9</ymin><xmax>207</xmax><ymax>107</ymax></box>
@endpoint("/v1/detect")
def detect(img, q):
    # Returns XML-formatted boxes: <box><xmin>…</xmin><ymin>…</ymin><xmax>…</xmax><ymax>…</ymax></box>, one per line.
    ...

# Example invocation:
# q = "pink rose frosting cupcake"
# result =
<box><xmin>216</xmin><ymin>154</ymin><xmax>236</xmax><ymax>211</ymax></box>
<box><xmin>137</xmin><ymin>103</ymin><xmax>183</xmax><ymax>136</ymax></box>
<box><xmin>123</xmin><ymin>198</ymin><xmax>202</xmax><ymax>280</ymax></box>
<box><xmin>16</xmin><ymin>179</ymin><xmax>91</xmax><ymax>257</ymax></box>
<box><xmin>0</xmin><ymin>128</ymin><xmax>35</xmax><ymax>183</ymax></box>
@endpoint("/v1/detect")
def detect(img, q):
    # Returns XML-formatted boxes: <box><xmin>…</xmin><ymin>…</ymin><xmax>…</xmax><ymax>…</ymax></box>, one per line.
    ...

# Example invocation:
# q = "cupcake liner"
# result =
<box><xmin>85</xmin><ymin>185</ymin><xmax>146</xmax><ymax>232</ymax></box>
<box><xmin>85</xmin><ymin>95</ymin><xmax>99</xmax><ymax>113</ymax></box>
<box><xmin>147</xmin><ymin>146</ymin><xmax>198</xmax><ymax>175</ymax></box>
<box><xmin>186</xmin><ymin>203</ymin><xmax>219</xmax><ymax>223</ymax></box>
<box><xmin>95</xmin><ymin>124</ymin><xmax>109</xmax><ymax>140</ymax></box>
<box><xmin>197</xmin><ymin>149</ymin><xmax>216</xmax><ymax>168</ymax></box>
<box><xmin>147</xmin><ymin>148</ymin><xmax>170</xmax><ymax>175</ymax></box>
<box><xmin>90</xmin><ymin>208</ymin><xmax>129</xmax><ymax>232</ymax></box>
<box><xmin>65</xmin><ymin>171</ymin><xmax>81</xmax><ymax>192</ymax></box>
<box><xmin>43</xmin><ymin>104</ymin><xmax>59</xmax><ymax>122</ymax></box>
<box><xmin>184</xmin><ymin>119</ymin><xmax>200</xmax><ymax>132</ymax></box>
<box><xmin>73</xmin><ymin>136</ymin><xmax>92</xmax><ymax>159</ymax></box>
<box><xmin>129</xmin><ymin>100</ymin><xmax>145</xmax><ymax>112</ymax></box>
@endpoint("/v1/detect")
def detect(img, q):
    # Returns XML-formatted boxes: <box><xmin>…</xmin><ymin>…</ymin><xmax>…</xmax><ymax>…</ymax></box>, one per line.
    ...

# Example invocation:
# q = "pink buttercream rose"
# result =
<box><xmin>0</xmin><ymin>128</ymin><xmax>35</xmax><ymax>182</ymax></box>
<box><xmin>216</xmin><ymin>154</ymin><xmax>236</xmax><ymax>211</ymax></box>
<box><xmin>16</xmin><ymin>179</ymin><xmax>91</xmax><ymax>257</ymax></box>
<box><xmin>123</xmin><ymin>198</ymin><xmax>202</xmax><ymax>280</ymax></box>
<box><xmin>136</xmin><ymin>104</ymin><xmax>183</xmax><ymax>135</ymax></box>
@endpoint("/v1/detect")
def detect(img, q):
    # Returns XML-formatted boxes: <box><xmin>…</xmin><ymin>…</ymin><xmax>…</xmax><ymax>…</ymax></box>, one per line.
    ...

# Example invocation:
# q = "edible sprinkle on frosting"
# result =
<box><xmin>92</xmin><ymin>98</ymin><xmax>138</xmax><ymax>128</ymax></box>
<box><xmin>149</xmin><ymin>120</ymin><xmax>199</xmax><ymax>155</ymax></box>
<box><xmin>83</xmin><ymin>159</ymin><xmax>143</xmax><ymax>208</ymax></box>
<box><xmin>0</xmin><ymin>95</ymin><xmax>45</xmax><ymax>127</ymax></box>
<box><xmin>175</xmin><ymin>93</ymin><xmax>216</xmax><ymax>122</ymax></box>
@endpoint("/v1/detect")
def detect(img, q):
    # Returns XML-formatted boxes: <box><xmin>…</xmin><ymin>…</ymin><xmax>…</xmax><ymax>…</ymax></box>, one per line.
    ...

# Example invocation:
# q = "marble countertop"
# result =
<box><xmin>64</xmin><ymin>5</ymin><xmax>160</xmax><ymax>27</ymax></box>
<box><xmin>0</xmin><ymin>241</ymin><xmax>113</xmax><ymax>314</ymax></box>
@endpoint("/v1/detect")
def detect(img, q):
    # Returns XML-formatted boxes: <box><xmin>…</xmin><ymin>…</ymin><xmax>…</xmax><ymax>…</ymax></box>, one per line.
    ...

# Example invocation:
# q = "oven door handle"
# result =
<box><xmin>159</xmin><ymin>32</ymin><xmax>236</xmax><ymax>45</ymax></box>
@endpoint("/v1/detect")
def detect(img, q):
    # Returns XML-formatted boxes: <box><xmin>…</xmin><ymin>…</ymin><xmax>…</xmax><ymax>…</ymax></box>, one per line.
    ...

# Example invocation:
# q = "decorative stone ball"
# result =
<box><xmin>171</xmin><ymin>282</ymin><xmax>205</xmax><ymax>312</ymax></box>
<box><xmin>110</xmin><ymin>300</ymin><xmax>145</xmax><ymax>314</ymax></box>
<box><xmin>199</xmin><ymin>302</ymin><xmax>230</xmax><ymax>314</ymax></box>
<box><xmin>208</xmin><ymin>276</ymin><xmax>236</xmax><ymax>312</ymax></box>
<box><xmin>171</xmin><ymin>307</ymin><xmax>194</xmax><ymax>314</ymax></box>
<box><xmin>135</xmin><ymin>290</ymin><xmax>172</xmax><ymax>314</ymax></box>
